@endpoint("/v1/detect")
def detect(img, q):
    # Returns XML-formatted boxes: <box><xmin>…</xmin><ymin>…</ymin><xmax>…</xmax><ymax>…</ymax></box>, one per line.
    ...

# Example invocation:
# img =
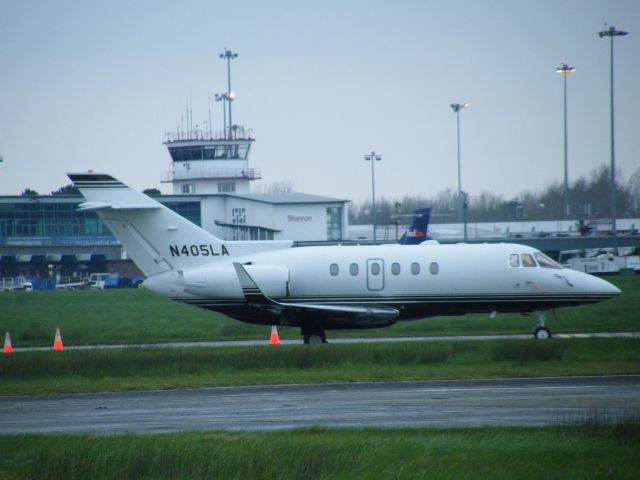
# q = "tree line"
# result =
<box><xmin>20</xmin><ymin>164</ymin><xmax>640</xmax><ymax>225</ymax></box>
<box><xmin>349</xmin><ymin>164</ymin><xmax>640</xmax><ymax>225</ymax></box>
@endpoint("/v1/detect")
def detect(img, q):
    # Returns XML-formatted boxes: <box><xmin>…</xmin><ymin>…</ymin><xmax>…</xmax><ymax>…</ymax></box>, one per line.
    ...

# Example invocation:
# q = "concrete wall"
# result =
<box><xmin>199</xmin><ymin>197</ymin><xmax>347</xmax><ymax>241</ymax></box>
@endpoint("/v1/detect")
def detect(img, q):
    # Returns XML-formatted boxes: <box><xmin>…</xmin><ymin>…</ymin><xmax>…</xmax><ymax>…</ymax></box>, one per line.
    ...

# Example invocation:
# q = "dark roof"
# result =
<box><xmin>225</xmin><ymin>192</ymin><xmax>349</xmax><ymax>205</ymax></box>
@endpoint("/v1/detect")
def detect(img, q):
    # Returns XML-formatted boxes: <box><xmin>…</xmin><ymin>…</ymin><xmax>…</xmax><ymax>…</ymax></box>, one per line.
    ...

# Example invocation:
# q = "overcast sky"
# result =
<box><xmin>0</xmin><ymin>0</ymin><xmax>638</xmax><ymax>203</ymax></box>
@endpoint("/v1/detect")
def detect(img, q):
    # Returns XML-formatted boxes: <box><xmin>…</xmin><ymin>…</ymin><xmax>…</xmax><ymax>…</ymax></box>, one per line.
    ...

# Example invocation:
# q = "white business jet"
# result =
<box><xmin>69</xmin><ymin>173</ymin><xmax>620</xmax><ymax>343</ymax></box>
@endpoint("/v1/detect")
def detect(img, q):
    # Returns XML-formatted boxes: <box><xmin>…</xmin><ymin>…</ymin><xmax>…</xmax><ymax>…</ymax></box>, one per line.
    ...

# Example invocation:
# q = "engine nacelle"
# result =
<box><xmin>182</xmin><ymin>264</ymin><xmax>290</xmax><ymax>299</ymax></box>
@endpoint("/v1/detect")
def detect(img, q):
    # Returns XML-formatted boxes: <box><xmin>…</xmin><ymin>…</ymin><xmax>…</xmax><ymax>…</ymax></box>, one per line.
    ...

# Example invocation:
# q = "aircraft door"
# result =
<box><xmin>366</xmin><ymin>258</ymin><xmax>384</xmax><ymax>290</ymax></box>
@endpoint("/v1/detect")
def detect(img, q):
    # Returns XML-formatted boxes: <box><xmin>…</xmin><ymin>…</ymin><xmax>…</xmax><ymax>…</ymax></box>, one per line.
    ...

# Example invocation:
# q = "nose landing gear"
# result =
<box><xmin>533</xmin><ymin>310</ymin><xmax>552</xmax><ymax>339</ymax></box>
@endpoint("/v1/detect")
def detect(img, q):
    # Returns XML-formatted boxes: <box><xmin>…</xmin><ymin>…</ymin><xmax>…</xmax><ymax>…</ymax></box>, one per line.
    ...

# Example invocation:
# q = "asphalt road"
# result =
<box><xmin>1</xmin><ymin>375</ymin><xmax>638</xmax><ymax>434</ymax></box>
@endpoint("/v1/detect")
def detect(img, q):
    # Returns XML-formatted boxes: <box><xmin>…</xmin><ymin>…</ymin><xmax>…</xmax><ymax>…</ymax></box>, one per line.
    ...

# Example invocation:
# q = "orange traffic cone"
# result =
<box><xmin>53</xmin><ymin>327</ymin><xmax>64</xmax><ymax>351</ymax></box>
<box><xmin>270</xmin><ymin>326</ymin><xmax>280</xmax><ymax>345</ymax></box>
<box><xmin>3</xmin><ymin>331</ymin><xmax>12</xmax><ymax>354</ymax></box>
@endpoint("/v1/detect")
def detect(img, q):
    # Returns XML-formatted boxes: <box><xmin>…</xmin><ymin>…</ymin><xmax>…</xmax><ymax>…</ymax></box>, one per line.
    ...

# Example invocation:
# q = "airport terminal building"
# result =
<box><xmin>0</xmin><ymin>128</ymin><xmax>348</xmax><ymax>280</ymax></box>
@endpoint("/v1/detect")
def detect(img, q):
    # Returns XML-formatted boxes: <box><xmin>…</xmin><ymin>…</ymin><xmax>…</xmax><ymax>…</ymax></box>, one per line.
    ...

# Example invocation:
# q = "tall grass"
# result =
<box><xmin>492</xmin><ymin>340</ymin><xmax>564</xmax><ymax>365</ymax></box>
<box><xmin>0</xmin><ymin>341</ymin><xmax>467</xmax><ymax>379</ymax></box>
<box><xmin>1</xmin><ymin>338</ymin><xmax>638</xmax><ymax>395</ymax></box>
<box><xmin>1</xmin><ymin>425</ymin><xmax>639</xmax><ymax>479</ymax></box>
<box><xmin>566</xmin><ymin>411</ymin><xmax>640</xmax><ymax>445</ymax></box>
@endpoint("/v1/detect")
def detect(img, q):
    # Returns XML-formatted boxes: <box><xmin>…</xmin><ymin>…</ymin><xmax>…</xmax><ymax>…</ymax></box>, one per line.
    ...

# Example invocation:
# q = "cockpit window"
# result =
<box><xmin>509</xmin><ymin>254</ymin><xmax>520</xmax><ymax>267</ymax></box>
<box><xmin>521</xmin><ymin>254</ymin><xmax>537</xmax><ymax>267</ymax></box>
<box><xmin>534</xmin><ymin>252</ymin><xmax>563</xmax><ymax>269</ymax></box>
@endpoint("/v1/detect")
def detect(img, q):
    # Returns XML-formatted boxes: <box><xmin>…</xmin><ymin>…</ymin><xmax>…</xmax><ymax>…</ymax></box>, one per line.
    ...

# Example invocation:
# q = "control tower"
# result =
<box><xmin>161</xmin><ymin>49</ymin><xmax>260</xmax><ymax>195</ymax></box>
<box><xmin>160</xmin><ymin>127</ymin><xmax>259</xmax><ymax>194</ymax></box>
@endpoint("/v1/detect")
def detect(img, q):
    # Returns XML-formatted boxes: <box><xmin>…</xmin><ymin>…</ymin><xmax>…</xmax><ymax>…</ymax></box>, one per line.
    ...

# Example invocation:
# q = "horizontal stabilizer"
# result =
<box><xmin>77</xmin><ymin>201</ymin><xmax>160</xmax><ymax>211</ymax></box>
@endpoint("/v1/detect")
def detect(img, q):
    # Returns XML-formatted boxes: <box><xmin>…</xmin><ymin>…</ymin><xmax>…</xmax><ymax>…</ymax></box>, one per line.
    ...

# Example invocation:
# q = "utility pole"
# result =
<box><xmin>450</xmin><ymin>102</ymin><xmax>469</xmax><ymax>223</ymax></box>
<box><xmin>598</xmin><ymin>25</ymin><xmax>628</xmax><ymax>242</ymax></box>
<box><xmin>556</xmin><ymin>63</ymin><xmax>575</xmax><ymax>219</ymax></box>
<box><xmin>219</xmin><ymin>49</ymin><xmax>238</xmax><ymax>139</ymax></box>
<box><xmin>364</xmin><ymin>151</ymin><xmax>382</xmax><ymax>243</ymax></box>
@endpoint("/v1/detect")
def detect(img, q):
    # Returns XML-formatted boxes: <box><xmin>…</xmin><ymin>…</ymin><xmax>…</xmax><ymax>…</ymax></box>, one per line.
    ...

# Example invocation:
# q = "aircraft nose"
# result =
<box><xmin>583</xmin><ymin>273</ymin><xmax>621</xmax><ymax>298</ymax></box>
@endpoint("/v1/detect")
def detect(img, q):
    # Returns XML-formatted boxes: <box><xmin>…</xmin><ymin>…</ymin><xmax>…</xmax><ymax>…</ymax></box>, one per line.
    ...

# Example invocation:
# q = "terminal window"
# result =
<box><xmin>326</xmin><ymin>207</ymin><xmax>342</xmax><ymax>241</ymax></box>
<box><xmin>218</xmin><ymin>182</ymin><xmax>236</xmax><ymax>193</ymax></box>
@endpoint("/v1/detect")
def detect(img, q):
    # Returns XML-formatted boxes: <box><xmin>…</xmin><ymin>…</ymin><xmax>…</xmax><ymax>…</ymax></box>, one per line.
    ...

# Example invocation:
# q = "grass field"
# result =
<box><xmin>1</xmin><ymin>337</ymin><xmax>638</xmax><ymax>395</ymax></box>
<box><xmin>0</xmin><ymin>275</ymin><xmax>638</xmax><ymax>347</ymax></box>
<box><xmin>1</xmin><ymin>422</ymin><xmax>639</xmax><ymax>479</ymax></box>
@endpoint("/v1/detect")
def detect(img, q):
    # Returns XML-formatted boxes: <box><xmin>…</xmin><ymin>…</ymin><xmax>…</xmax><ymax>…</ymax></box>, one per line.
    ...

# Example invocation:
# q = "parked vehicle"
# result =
<box><xmin>560</xmin><ymin>248</ymin><xmax>640</xmax><ymax>274</ymax></box>
<box><xmin>0</xmin><ymin>276</ymin><xmax>33</xmax><ymax>292</ymax></box>
<box><xmin>88</xmin><ymin>273</ymin><xmax>119</xmax><ymax>289</ymax></box>
<box><xmin>55</xmin><ymin>275</ymin><xmax>89</xmax><ymax>290</ymax></box>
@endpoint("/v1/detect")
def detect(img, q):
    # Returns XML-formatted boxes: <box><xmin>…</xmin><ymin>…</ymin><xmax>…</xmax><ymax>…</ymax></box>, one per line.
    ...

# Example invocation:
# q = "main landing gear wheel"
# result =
<box><xmin>301</xmin><ymin>325</ymin><xmax>327</xmax><ymax>344</ymax></box>
<box><xmin>533</xmin><ymin>310</ymin><xmax>552</xmax><ymax>339</ymax></box>
<box><xmin>534</xmin><ymin>326</ymin><xmax>551</xmax><ymax>339</ymax></box>
<box><xmin>306</xmin><ymin>334</ymin><xmax>325</xmax><ymax>345</ymax></box>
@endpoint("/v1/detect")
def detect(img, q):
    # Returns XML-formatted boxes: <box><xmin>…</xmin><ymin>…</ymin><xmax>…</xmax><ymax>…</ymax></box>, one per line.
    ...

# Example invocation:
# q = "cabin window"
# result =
<box><xmin>509</xmin><ymin>254</ymin><xmax>520</xmax><ymax>268</ymax></box>
<box><xmin>371</xmin><ymin>262</ymin><xmax>381</xmax><ymax>276</ymax></box>
<box><xmin>391</xmin><ymin>263</ymin><xmax>401</xmax><ymax>275</ymax></box>
<box><xmin>329</xmin><ymin>263</ymin><xmax>339</xmax><ymax>276</ymax></box>
<box><xmin>411</xmin><ymin>262</ymin><xmax>420</xmax><ymax>275</ymax></box>
<box><xmin>429</xmin><ymin>262</ymin><xmax>439</xmax><ymax>275</ymax></box>
<box><xmin>350</xmin><ymin>263</ymin><xmax>359</xmax><ymax>276</ymax></box>
<box><xmin>521</xmin><ymin>254</ymin><xmax>537</xmax><ymax>267</ymax></box>
<box><xmin>534</xmin><ymin>252</ymin><xmax>563</xmax><ymax>269</ymax></box>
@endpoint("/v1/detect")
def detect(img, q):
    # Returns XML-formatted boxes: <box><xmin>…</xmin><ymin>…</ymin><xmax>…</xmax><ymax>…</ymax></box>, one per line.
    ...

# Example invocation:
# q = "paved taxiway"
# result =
<box><xmin>12</xmin><ymin>331</ymin><xmax>640</xmax><ymax>352</ymax></box>
<box><xmin>1</xmin><ymin>375</ymin><xmax>638</xmax><ymax>434</ymax></box>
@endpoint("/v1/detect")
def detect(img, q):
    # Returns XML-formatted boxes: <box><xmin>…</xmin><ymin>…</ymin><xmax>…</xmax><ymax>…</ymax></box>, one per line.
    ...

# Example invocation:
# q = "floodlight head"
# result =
<box><xmin>556</xmin><ymin>63</ymin><xmax>575</xmax><ymax>74</ymax></box>
<box><xmin>220</xmin><ymin>49</ymin><xmax>239</xmax><ymax>59</ymax></box>
<box><xmin>450</xmin><ymin>103</ymin><xmax>468</xmax><ymax>113</ymax></box>
<box><xmin>599</xmin><ymin>25</ymin><xmax>629</xmax><ymax>38</ymax></box>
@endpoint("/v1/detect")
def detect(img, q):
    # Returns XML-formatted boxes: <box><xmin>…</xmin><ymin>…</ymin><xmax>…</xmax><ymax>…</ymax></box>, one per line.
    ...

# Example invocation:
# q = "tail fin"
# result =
<box><xmin>68</xmin><ymin>173</ymin><xmax>230</xmax><ymax>276</ymax></box>
<box><xmin>399</xmin><ymin>208</ymin><xmax>431</xmax><ymax>245</ymax></box>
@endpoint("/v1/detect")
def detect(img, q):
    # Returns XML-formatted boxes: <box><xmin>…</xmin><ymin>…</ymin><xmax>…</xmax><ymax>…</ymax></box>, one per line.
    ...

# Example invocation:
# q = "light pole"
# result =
<box><xmin>364</xmin><ymin>151</ymin><xmax>382</xmax><ymax>243</ymax></box>
<box><xmin>599</xmin><ymin>25</ymin><xmax>628</xmax><ymax>240</ymax></box>
<box><xmin>214</xmin><ymin>93</ymin><xmax>229</xmax><ymax>138</ymax></box>
<box><xmin>556</xmin><ymin>63</ymin><xmax>575</xmax><ymax>220</ymax></box>
<box><xmin>219</xmin><ymin>49</ymin><xmax>238</xmax><ymax>139</ymax></box>
<box><xmin>450</xmin><ymin>102</ymin><xmax>469</xmax><ymax>223</ymax></box>
<box><xmin>461</xmin><ymin>191</ymin><xmax>469</xmax><ymax>242</ymax></box>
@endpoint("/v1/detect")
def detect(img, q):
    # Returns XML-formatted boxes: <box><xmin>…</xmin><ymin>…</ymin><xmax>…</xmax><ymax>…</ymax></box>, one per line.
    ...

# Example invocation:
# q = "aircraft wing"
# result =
<box><xmin>232</xmin><ymin>263</ymin><xmax>399</xmax><ymax>324</ymax></box>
